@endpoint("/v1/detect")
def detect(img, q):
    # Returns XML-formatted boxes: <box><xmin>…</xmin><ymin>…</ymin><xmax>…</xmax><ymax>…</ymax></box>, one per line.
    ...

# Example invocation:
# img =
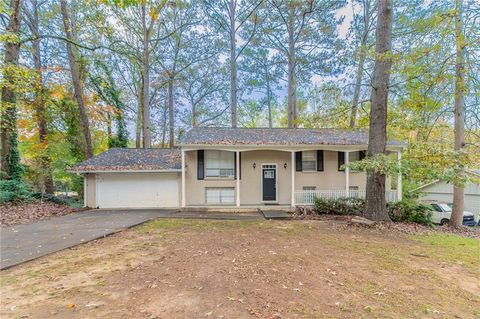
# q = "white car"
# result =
<box><xmin>428</xmin><ymin>202</ymin><xmax>476</xmax><ymax>226</ymax></box>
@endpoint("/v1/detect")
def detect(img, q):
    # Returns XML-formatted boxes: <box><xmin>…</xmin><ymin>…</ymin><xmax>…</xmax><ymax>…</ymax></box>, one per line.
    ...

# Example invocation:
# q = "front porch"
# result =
<box><xmin>180</xmin><ymin>147</ymin><xmax>402</xmax><ymax>208</ymax></box>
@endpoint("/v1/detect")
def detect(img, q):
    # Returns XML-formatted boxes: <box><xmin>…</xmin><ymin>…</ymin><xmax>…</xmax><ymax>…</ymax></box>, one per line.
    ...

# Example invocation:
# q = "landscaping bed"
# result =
<box><xmin>0</xmin><ymin>200</ymin><xmax>80</xmax><ymax>227</ymax></box>
<box><xmin>1</xmin><ymin>219</ymin><xmax>479</xmax><ymax>318</ymax></box>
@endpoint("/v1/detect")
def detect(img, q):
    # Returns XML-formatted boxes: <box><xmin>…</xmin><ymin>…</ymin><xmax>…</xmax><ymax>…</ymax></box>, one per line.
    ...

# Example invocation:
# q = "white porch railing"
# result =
<box><xmin>294</xmin><ymin>190</ymin><xmax>399</xmax><ymax>206</ymax></box>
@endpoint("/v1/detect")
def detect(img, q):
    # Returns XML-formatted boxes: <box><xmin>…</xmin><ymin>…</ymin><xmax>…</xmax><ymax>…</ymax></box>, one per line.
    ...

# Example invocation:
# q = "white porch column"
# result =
<box><xmin>181</xmin><ymin>149</ymin><xmax>186</xmax><ymax>208</ymax></box>
<box><xmin>236</xmin><ymin>151</ymin><xmax>240</xmax><ymax>207</ymax></box>
<box><xmin>291</xmin><ymin>151</ymin><xmax>295</xmax><ymax>207</ymax></box>
<box><xmin>345</xmin><ymin>151</ymin><xmax>350</xmax><ymax>195</ymax></box>
<box><xmin>397</xmin><ymin>150</ymin><xmax>402</xmax><ymax>201</ymax></box>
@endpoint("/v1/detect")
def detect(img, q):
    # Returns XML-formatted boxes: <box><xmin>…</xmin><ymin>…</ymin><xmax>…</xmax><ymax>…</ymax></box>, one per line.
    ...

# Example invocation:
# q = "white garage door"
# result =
<box><xmin>96</xmin><ymin>173</ymin><xmax>179</xmax><ymax>208</ymax></box>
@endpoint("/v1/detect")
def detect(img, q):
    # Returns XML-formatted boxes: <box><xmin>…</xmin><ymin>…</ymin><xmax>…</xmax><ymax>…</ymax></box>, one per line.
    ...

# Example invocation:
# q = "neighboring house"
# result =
<box><xmin>71</xmin><ymin>128</ymin><xmax>405</xmax><ymax>209</ymax></box>
<box><xmin>415</xmin><ymin>175</ymin><xmax>480</xmax><ymax>215</ymax></box>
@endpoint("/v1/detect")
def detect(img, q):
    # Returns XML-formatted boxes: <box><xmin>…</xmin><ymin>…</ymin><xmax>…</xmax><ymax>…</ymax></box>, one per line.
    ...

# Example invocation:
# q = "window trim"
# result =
<box><xmin>204</xmin><ymin>150</ymin><xmax>235</xmax><ymax>179</ymax></box>
<box><xmin>205</xmin><ymin>187</ymin><xmax>235</xmax><ymax>205</ymax></box>
<box><xmin>301</xmin><ymin>151</ymin><xmax>317</xmax><ymax>172</ymax></box>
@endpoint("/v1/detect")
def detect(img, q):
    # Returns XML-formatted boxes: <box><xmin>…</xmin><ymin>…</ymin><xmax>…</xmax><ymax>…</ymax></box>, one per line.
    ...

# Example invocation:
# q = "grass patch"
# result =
<box><xmin>137</xmin><ymin>218</ymin><xmax>273</xmax><ymax>233</ymax></box>
<box><xmin>409</xmin><ymin>233</ymin><xmax>480</xmax><ymax>272</ymax></box>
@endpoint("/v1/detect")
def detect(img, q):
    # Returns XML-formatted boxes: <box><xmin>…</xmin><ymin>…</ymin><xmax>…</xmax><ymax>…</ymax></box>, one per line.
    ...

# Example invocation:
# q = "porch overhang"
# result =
<box><xmin>178</xmin><ymin>144</ymin><xmax>405</xmax><ymax>152</ymax></box>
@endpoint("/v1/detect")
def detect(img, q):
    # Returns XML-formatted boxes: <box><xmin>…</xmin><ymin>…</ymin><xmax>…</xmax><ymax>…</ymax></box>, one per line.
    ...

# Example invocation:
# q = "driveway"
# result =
<box><xmin>0</xmin><ymin>209</ymin><xmax>175</xmax><ymax>269</ymax></box>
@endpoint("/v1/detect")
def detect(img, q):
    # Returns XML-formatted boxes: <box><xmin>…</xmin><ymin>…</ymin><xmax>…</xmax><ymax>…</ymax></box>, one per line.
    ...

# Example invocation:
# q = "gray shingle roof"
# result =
<box><xmin>179</xmin><ymin>127</ymin><xmax>405</xmax><ymax>146</ymax></box>
<box><xmin>71</xmin><ymin>148</ymin><xmax>181</xmax><ymax>172</ymax></box>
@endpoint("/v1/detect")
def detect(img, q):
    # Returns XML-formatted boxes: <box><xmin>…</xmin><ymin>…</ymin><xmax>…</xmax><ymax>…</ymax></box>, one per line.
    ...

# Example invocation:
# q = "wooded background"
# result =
<box><xmin>1</xmin><ymin>0</ymin><xmax>479</xmax><ymax>205</ymax></box>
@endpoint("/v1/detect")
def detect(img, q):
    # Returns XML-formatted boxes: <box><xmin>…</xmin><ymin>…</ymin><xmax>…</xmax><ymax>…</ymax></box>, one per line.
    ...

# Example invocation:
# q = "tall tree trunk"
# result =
<box><xmin>141</xmin><ymin>5</ymin><xmax>152</xmax><ymax>148</ymax></box>
<box><xmin>60</xmin><ymin>0</ymin><xmax>93</xmax><ymax>158</ymax></box>
<box><xmin>0</xmin><ymin>0</ymin><xmax>23</xmax><ymax>180</ymax></box>
<box><xmin>287</xmin><ymin>5</ymin><xmax>296</xmax><ymax>128</ymax></box>
<box><xmin>135</xmin><ymin>82</ymin><xmax>142</xmax><ymax>148</ymax></box>
<box><xmin>192</xmin><ymin>99</ymin><xmax>198</xmax><ymax>128</ymax></box>
<box><xmin>450</xmin><ymin>0</ymin><xmax>465</xmax><ymax>227</ymax></box>
<box><xmin>265</xmin><ymin>64</ymin><xmax>273</xmax><ymax>128</ymax></box>
<box><xmin>29</xmin><ymin>0</ymin><xmax>54</xmax><ymax>193</ymax></box>
<box><xmin>229</xmin><ymin>0</ymin><xmax>237</xmax><ymax>128</ymax></box>
<box><xmin>350</xmin><ymin>44</ymin><xmax>367</xmax><ymax>128</ymax></box>
<box><xmin>349</xmin><ymin>0</ymin><xmax>372</xmax><ymax>129</ymax></box>
<box><xmin>162</xmin><ymin>98</ymin><xmax>168</xmax><ymax>147</ymax></box>
<box><xmin>364</xmin><ymin>0</ymin><xmax>393</xmax><ymax>221</ymax></box>
<box><xmin>168</xmin><ymin>76</ymin><xmax>175</xmax><ymax>148</ymax></box>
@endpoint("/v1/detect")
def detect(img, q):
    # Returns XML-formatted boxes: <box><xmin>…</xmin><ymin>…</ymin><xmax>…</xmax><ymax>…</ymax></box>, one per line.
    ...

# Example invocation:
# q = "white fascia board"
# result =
<box><xmin>179</xmin><ymin>144</ymin><xmax>405</xmax><ymax>152</ymax></box>
<box><xmin>70</xmin><ymin>169</ymin><xmax>182</xmax><ymax>174</ymax></box>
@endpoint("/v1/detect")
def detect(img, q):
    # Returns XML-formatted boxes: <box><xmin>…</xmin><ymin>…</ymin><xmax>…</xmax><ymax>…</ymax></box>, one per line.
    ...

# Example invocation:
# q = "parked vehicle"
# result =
<box><xmin>427</xmin><ymin>202</ymin><xmax>476</xmax><ymax>227</ymax></box>
<box><xmin>447</xmin><ymin>203</ymin><xmax>480</xmax><ymax>226</ymax></box>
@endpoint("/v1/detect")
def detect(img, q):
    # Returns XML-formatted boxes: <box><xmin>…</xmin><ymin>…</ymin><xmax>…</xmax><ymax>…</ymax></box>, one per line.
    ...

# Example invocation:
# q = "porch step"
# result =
<box><xmin>259</xmin><ymin>209</ymin><xmax>291</xmax><ymax>220</ymax></box>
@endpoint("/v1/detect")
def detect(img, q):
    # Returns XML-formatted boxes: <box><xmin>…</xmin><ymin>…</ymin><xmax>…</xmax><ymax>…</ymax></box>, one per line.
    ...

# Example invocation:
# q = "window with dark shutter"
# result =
<box><xmin>338</xmin><ymin>152</ymin><xmax>345</xmax><ymax>171</ymax></box>
<box><xmin>317</xmin><ymin>150</ymin><xmax>324</xmax><ymax>171</ymax></box>
<box><xmin>197</xmin><ymin>150</ymin><xmax>204</xmax><ymax>180</ymax></box>
<box><xmin>295</xmin><ymin>152</ymin><xmax>302</xmax><ymax>171</ymax></box>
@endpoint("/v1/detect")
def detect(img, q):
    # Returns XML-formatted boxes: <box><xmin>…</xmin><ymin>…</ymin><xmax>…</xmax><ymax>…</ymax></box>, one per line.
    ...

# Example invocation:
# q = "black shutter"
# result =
<box><xmin>239</xmin><ymin>152</ymin><xmax>242</xmax><ymax>179</ymax></box>
<box><xmin>295</xmin><ymin>151</ymin><xmax>302</xmax><ymax>171</ymax></box>
<box><xmin>338</xmin><ymin>152</ymin><xmax>345</xmax><ymax>171</ymax></box>
<box><xmin>234</xmin><ymin>152</ymin><xmax>237</xmax><ymax>180</ymax></box>
<box><xmin>197</xmin><ymin>150</ymin><xmax>204</xmax><ymax>180</ymax></box>
<box><xmin>359</xmin><ymin>150</ymin><xmax>366</xmax><ymax>160</ymax></box>
<box><xmin>317</xmin><ymin>150</ymin><xmax>324</xmax><ymax>171</ymax></box>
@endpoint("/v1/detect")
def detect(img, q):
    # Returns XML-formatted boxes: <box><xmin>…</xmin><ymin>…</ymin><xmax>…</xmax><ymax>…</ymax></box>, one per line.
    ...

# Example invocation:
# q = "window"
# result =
<box><xmin>205</xmin><ymin>150</ymin><xmax>235</xmax><ymax>178</ymax></box>
<box><xmin>349</xmin><ymin>186</ymin><xmax>359</xmax><ymax>190</ymax></box>
<box><xmin>205</xmin><ymin>187</ymin><xmax>235</xmax><ymax>204</ymax></box>
<box><xmin>303</xmin><ymin>186</ymin><xmax>316</xmax><ymax>191</ymax></box>
<box><xmin>302</xmin><ymin>151</ymin><xmax>317</xmax><ymax>171</ymax></box>
<box><xmin>338</xmin><ymin>151</ymin><xmax>366</xmax><ymax>171</ymax></box>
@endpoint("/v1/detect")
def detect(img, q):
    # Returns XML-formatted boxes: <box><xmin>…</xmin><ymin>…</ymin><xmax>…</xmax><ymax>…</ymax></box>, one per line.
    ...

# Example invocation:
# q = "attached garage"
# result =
<box><xmin>96</xmin><ymin>173</ymin><xmax>179</xmax><ymax>208</ymax></box>
<box><xmin>72</xmin><ymin>148</ymin><xmax>182</xmax><ymax>209</ymax></box>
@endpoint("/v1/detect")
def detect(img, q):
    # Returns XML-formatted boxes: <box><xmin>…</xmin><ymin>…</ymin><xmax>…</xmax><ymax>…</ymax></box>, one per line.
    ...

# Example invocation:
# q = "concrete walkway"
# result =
<box><xmin>0</xmin><ymin>209</ymin><xmax>174</xmax><ymax>270</ymax></box>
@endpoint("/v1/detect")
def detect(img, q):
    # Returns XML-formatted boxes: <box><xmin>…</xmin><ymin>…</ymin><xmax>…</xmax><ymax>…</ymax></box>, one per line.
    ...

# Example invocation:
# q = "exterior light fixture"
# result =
<box><xmin>284</xmin><ymin>163</ymin><xmax>287</xmax><ymax>169</ymax></box>
<box><xmin>253</xmin><ymin>163</ymin><xmax>256</xmax><ymax>169</ymax></box>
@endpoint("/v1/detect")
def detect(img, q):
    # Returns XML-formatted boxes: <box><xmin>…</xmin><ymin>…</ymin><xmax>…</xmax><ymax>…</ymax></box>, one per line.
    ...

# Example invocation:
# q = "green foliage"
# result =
<box><xmin>313</xmin><ymin>197</ymin><xmax>365</xmax><ymax>216</ymax></box>
<box><xmin>0</xmin><ymin>179</ymin><xmax>32</xmax><ymax>203</ymax></box>
<box><xmin>388</xmin><ymin>200</ymin><xmax>433</xmax><ymax>226</ymax></box>
<box><xmin>313</xmin><ymin>197</ymin><xmax>433</xmax><ymax>226</ymax></box>
<box><xmin>3</xmin><ymin>131</ymin><xmax>24</xmax><ymax>181</ymax></box>
<box><xmin>346</xmin><ymin>153</ymin><xmax>400</xmax><ymax>176</ymax></box>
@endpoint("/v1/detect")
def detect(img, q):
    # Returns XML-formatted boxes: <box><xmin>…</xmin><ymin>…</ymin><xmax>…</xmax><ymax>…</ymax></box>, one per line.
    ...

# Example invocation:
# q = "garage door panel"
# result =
<box><xmin>96</xmin><ymin>173</ymin><xmax>179</xmax><ymax>208</ymax></box>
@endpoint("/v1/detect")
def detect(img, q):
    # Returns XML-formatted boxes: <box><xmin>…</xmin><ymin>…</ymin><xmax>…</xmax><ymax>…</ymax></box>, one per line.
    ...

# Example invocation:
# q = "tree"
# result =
<box><xmin>364</xmin><ymin>0</ymin><xmax>393</xmax><ymax>221</ymax></box>
<box><xmin>450</xmin><ymin>0</ymin><xmax>465</xmax><ymax>227</ymax></box>
<box><xmin>23</xmin><ymin>0</ymin><xmax>54</xmax><ymax>193</ymax></box>
<box><xmin>263</xmin><ymin>0</ymin><xmax>345</xmax><ymax>128</ymax></box>
<box><xmin>204</xmin><ymin>0</ymin><xmax>263</xmax><ymax>128</ymax></box>
<box><xmin>241</xmin><ymin>46</ymin><xmax>281</xmax><ymax>128</ymax></box>
<box><xmin>349</xmin><ymin>0</ymin><xmax>376</xmax><ymax>128</ymax></box>
<box><xmin>1</xmin><ymin>0</ymin><xmax>23</xmax><ymax>180</ymax></box>
<box><xmin>60</xmin><ymin>0</ymin><xmax>93</xmax><ymax>158</ymax></box>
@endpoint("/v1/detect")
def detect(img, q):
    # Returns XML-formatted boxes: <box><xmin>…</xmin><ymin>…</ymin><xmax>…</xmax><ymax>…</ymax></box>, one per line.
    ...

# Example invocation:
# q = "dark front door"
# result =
<box><xmin>262</xmin><ymin>167</ymin><xmax>276</xmax><ymax>201</ymax></box>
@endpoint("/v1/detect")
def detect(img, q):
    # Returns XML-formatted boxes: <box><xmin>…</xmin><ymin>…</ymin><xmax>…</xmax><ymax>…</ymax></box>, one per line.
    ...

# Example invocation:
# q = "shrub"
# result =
<box><xmin>387</xmin><ymin>200</ymin><xmax>433</xmax><ymax>226</ymax></box>
<box><xmin>0</xmin><ymin>179</ymin><xmax>32</xmax><ymax>203</ymax></box>
<box><xmin>314</xmin><ymin>197</ymin><xmax>365</xmax><ymax>216</ymax></box>
<box><xmin>313</xmin><ymin>197</ymin><xmax>433</xmax><ymax>226</ymax></box>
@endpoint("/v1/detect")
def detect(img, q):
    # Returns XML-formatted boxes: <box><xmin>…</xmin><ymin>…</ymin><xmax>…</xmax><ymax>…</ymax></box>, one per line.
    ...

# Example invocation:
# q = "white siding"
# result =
<box><xmin>418</xmin><ymin>181</ymin><xmax>480</xmax><ymax>215</ymax></box>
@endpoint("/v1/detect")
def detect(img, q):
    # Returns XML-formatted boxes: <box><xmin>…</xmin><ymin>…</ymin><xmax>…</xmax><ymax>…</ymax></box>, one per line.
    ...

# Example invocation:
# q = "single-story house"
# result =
<box><xmin>71</xmin><ymin>128</ymin><xmax>405</xmax><ymax>209</ymax></box>
<box><xmin>415</xmin><ymin>173</ymin><xmax>480</xmax><ymax>215</ymax></box>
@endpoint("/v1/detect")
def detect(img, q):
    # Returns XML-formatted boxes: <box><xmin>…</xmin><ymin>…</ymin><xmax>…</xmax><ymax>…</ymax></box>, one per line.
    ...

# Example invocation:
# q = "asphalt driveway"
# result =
<box><xmin>0</xmin><ymin>209</ymin><xmax>175</xmax><ymax>269</ymax></box>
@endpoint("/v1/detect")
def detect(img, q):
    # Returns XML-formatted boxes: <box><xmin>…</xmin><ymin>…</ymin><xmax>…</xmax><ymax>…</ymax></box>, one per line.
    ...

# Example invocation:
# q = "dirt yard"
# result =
<box><xmin>1</xmin><ymin>219</ymin><xmax>479</xmax><ymax>318</ymax></box>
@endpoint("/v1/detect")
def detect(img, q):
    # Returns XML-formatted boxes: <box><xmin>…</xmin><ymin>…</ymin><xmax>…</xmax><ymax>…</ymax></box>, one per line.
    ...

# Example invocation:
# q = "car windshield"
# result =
<box><xmin>447</xmin><ymin>203</ymin><xmax>453</xmax><ymax>208</ymax></box>
<box><xmin>439</xmin><ymin>204</ymin><xmax>452</xmax><ymax>212</ymax></box>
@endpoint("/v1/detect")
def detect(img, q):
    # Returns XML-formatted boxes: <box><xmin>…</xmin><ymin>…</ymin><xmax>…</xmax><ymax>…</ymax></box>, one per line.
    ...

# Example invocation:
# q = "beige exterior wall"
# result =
<box><xmin>85</xmin><ymin>173</ymin><xmax>96</xmax><ymax>208</ymax></box>
<box><xmin>185</xmin><ymin>151</ymin><xmax>236</xmax><ymax>205</ymax></box>
<box><xmin>240</xmin><ymin>150</ymin><xmax>292</xmax><ymax>205</ymax></box>
<box><xmin>295</xmin><ymin>151</ymin><xmax>366</xmax><ymax>190</ymax></box>
<box><xmin>184</xmin><ymin>149</ymin><xmax>376</xmax><ymax>206</ymax></box>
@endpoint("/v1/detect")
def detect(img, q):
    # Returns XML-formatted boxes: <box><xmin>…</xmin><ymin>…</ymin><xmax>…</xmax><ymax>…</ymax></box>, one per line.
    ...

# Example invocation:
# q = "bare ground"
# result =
<box><xmin>1</xmin><ymin>219</ymin><xmax>479</xmax><ymax>319</ymax></box>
